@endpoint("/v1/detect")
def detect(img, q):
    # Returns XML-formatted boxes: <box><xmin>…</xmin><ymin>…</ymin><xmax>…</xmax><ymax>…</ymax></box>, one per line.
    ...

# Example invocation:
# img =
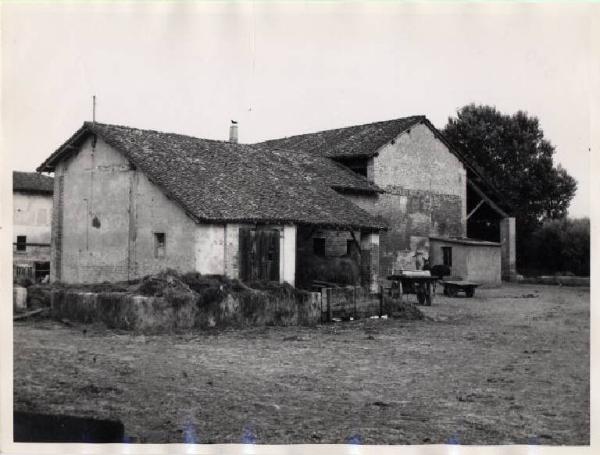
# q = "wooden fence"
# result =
<box><xmin>320</xmin><ymin>286</ymin><xmax>385</xmax><ymax>322</ymax></box>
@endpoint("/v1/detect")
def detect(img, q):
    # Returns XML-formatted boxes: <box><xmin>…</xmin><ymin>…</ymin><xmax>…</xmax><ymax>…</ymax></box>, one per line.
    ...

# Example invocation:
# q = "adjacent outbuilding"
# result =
<box><xmin>429</xmin><ymin>236</ymin><xmax>502</xmax><ymax>286</ymax></box>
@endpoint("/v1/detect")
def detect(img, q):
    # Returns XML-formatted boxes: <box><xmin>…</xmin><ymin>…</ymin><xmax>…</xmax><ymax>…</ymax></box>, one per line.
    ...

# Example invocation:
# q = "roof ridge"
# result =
<box><xmin>84</xmin><ymin>121</ymin><xmax>240</xmax><ymax>146</ymax></box>
<box><xmin>260</xmin><ymin>115</ymin><xmax>427</xmax><ymax>143</ymax></box>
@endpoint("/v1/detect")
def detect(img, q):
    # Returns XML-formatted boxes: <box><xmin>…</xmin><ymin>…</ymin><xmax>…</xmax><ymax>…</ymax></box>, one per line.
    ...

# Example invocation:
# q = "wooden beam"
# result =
<box><xmin>466</xmin><ymin>199</ymin><xmax>486</xmax><ymax>220</ymax></box>
<box><xmin>467</xmin><ymin>179</ymin><xmax>509</xmax><ymax>219</ymax></box>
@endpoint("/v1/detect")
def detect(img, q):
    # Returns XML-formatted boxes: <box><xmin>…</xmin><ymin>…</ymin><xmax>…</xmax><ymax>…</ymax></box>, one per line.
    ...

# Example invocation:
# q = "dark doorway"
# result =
<box><xmin>239</xmin><ymin>228</ymin><xmax>280</xmax><ymax>282</ymax></box>
<box><xmin>34</xmin><ymin>262</ymin><xmax>51</xmax><ymax>281</ymax></box>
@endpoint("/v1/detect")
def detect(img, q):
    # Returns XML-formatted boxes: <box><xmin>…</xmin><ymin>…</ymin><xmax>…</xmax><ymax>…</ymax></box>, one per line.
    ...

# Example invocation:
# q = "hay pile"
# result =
<box><xmin>47</xmin><ymin>270</ymin><xmax>318</xmax><ymax>331</ymax></box>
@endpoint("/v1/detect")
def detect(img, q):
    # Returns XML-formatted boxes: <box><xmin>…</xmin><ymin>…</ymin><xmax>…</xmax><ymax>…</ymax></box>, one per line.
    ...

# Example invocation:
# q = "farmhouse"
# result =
<box><xmin>13</xmin><ymin>171</ymin><xmax>53</xmax><ymax>282</ymax></box>
<box><xmin>37</xmin><ymin>122</ymin><xmax>385</xmax><ymax>288</ymax></box>
<box><xmin>37</xmin><ymin>116</ymin><xmax>514</xmax><ymax>288</ymax></box>
<box><xmin>259</xmin><ymin>116</ymin><xmax>515</xmax><ymax>283</ymax></box>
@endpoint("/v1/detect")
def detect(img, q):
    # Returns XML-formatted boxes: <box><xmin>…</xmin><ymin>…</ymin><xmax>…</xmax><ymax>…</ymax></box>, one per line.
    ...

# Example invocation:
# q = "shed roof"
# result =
<box><xmin>38</xmin><ymin>122</ymin><xmax>386</xmax><ymax>231</ymax></box>
<box><xmin>13</xmin><ymin>171</ymin><xmax>53</xmax><ymax>194</ymax></box>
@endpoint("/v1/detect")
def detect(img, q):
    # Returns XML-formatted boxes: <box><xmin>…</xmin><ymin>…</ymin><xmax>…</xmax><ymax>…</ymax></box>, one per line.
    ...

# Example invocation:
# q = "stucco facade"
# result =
<box><xmin>13</xmin><ymin>191</ymin><xmax>53</xmax><ymax>280</ymax></box>
<box><xmin>49</xmin><ymin>137</ymin><xmax>299</xmax><ymax>285</ymax></box>
<box><xmin>344</xmin><ymin>123</ymin><xmax>467</xmax><ymax>276</ymax></box>
<box><xmin>429</xmin><ymin>237</ymin><xmax>502</xmax><ymax>286</ymax></box>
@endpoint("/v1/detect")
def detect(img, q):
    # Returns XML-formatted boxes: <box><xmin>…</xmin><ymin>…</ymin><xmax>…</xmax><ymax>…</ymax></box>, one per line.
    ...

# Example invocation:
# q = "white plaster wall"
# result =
<box><xmin>466</xmin><ymin>246</ymin><xmax>502</xmax><ymax>286</ymax></box>
<box><xmin>55</xmin><ymin>136</ymin><xmax>200</xmax><ymax>283</ymax></box>
<box><xmin>58</xmin><ymin>137</ymin><xmax>132</xmax><ymax>283</ymax></box>
<box><xmin>280</xmin><ymin>225</ymin><xmax>297</xmax><ymax>286</ymax></box>
<box><xmin>429</xmin><ymin>240</ymin><xmax>501</xmax><ymax>285</ymax></box>
<box><xmin>224</xmin><ymin>224</ymin><xmax>242</xmax><ymax>279</ymax></box>
<box><xmin>13</xmin><ymin>192</ymin><xmax>53</xmax><ymax>243</ymax></box>
<box><xmin>132</xmin><ymin>170</ymin><xmax>199</xmax><ymax>277</ymax></box>
<box><xmin>373</xmin><ymin>123</ymin><xmax>466</xmax><ymax>198</ymax></box>
<box><xmin>195</xmin><ymin>224</ymin><xmax>226</xmax><ymax>275</ymax></box>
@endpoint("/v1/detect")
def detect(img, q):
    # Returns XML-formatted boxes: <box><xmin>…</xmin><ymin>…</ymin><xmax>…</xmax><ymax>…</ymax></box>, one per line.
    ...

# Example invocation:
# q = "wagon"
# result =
<box><xmin>387</xmin><ymin>272</ymin><xmax>437</xmax><ymax>306</ymax></box>
<box><xmin>441</xmin><ymin>280</ymin><xmax>479</xmax><ymax>298</ymax></box>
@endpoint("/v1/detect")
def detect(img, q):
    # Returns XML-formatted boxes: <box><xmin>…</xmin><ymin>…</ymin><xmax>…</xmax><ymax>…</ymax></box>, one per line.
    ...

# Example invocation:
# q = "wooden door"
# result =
<box><xmin>239</xmin><ymin>228</ymin><xmax>280</xmax><ymax>282</ymax></box>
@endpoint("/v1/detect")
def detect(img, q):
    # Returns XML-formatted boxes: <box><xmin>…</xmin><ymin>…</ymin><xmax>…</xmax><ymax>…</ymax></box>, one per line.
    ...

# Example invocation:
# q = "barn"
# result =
<box><xmin>37</xmin><ymin>115</ymin><xmax>515</xmax><ymax>289</ymax></box>
<box><xmin>259</xmin><ymin>116</ymin><xmax>515</xmax><ymax>284</ymax></box>
<box><xmin>37</xmin><ymin>122</ymin><xmax>385</xmax><ymax>289</ymax></box>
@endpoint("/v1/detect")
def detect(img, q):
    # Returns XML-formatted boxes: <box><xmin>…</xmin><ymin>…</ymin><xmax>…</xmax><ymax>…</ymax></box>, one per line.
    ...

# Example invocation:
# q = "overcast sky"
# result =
<box><xmin>2</xmin><ymin>2</ymin><xmax>595</xmax><ymax>217</ymax></box>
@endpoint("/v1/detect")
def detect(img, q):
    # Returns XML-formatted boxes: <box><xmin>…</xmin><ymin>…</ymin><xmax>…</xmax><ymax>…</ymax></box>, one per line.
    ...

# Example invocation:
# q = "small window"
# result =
<box><xmin>154</xmin><ymin>233</ymin><xmax>166</xmax><ymax>258</ymax></box>
<box><xmin>16</xmin><ymin>236</ymin><xmax>27</xmax><ymax>252</ymax></box>
<box><xmin>442</xmin><ymin>246</ymin><xmax>452</xmax><ymax>267</ymax></box>
<box><xmin>313</xmin><ymin>238</ymin><xmax>326</xmax><ymax>257</ymax></box>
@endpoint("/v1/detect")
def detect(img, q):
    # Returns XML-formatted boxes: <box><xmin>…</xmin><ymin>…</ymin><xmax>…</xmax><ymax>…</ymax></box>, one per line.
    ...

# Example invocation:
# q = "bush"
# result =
<box><xmin>525</xmin><ymin>217</ymin><xmax>589</xmax><ymax>276</ymax></box>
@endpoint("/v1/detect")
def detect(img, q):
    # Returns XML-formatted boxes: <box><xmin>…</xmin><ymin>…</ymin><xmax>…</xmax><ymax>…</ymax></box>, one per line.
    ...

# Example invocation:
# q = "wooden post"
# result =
<box><xmin>379</xmin><ymin>285</ymin><xmax>383</xmax><ymax>317</ymax></box>
<box><xmin>327</xmin><ymin>288</ymin><xmax>332</xmax><ymax>323</ymax></box>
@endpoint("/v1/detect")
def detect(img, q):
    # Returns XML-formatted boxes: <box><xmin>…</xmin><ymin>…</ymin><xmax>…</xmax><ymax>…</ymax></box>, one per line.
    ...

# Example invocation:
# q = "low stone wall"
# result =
<box><xmin>50</xmin><ymin>288</ymin><xmax>322</xmax><ymax>332</ymax></box>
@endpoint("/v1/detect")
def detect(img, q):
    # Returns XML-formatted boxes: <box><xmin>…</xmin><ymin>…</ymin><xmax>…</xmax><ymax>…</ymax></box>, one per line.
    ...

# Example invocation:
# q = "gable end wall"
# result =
<box><xmin>50</xmin><ymin>137</ymin><xmax>225</xmax><ymax>283</ymax></box>
<box><xmin>347</xmin><ymin>123</ymin><xmax>467</xmax><ymax>276</ymax></box>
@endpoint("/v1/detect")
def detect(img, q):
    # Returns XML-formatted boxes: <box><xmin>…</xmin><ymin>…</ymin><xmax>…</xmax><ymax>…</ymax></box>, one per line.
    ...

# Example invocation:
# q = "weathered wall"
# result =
<box><xmin>373</xmin><ymin>123</ymin><xmax>466</xmax><ymax>199</ymax></box>
<box><xmin>13</xmin><ymin>192</ymin><xmax>53</xmax><ymax>243</ymax></box>
<box><xmin>50</xmin><ymin>288</ymin><xmax>322</xmax><ymax>332</ymax></box>
<box><xmin>51</xmin><ymin>137</ymin><xmax>222</xmax><ymax>283</ymax></box>
<box><xmin>129</xmin><ymin>167</ymin><xmax>199</xmax><ymax>278</ymax></box>
<box><xmin>13</xmin><ymin>191</ymin><xmax>53</xmax><ymax>279</ymax></box>
<box><xmin>52</xmin><ymin>138</ymin><xmax>132</xmax><ymax>282</ymax></box>
<box><xmin>343</xmin><ymin>123</ymin><xmax>467</xmax><ymax>277</ymax></box>
<box><xmin>466</xmin><ymin>246</ymin><xmax>502</xmax><ymax>286</ymax></box>
<box><xmin>195</xmin><ymin>225</ymin><xmax>226</xmax><ymax>275</ymax></box>
<box><xmin>429</xmin><ymin>239</ymin><xmax>501</xmax><ymax>286</ymax></box>
<box><xmin>280</xmin><ymin>225</ymin><xmax>297</xmax><ymax>286</ymax></box>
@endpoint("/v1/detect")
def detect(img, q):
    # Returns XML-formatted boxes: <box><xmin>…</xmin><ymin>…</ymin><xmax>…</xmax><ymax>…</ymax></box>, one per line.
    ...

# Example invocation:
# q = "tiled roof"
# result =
<box><xmin>267</xmin><ymin>147</ymin><xmax>381</xmax><ymax>194</ymax></box>
<box><xmin>13</xmin><ymin>171</ymin><xmax>53</xmax><ymax>194</ymax></box>
<box><xmin>257</xmin><ymin>116</ymin><xmax>426</xmax><ymax>159</ymax></box>
<box><xmin>38</xmin><ymin>122</ymin><xmax>386</xmax><ymax>231</ymax></box>
<box><xmin>258</xmin><ymin>115</ymin><xmax>512</xmax><ymax>213</ymax></box>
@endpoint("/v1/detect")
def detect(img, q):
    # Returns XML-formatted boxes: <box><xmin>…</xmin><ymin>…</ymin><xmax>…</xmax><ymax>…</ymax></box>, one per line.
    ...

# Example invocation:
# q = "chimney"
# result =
<box><xmin>229</xmin><ymin>120</ymin><xmax>238</xmax><ymax>143</ymax></box>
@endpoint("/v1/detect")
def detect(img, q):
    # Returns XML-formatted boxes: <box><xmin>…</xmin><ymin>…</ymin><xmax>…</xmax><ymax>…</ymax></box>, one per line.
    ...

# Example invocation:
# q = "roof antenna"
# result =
<box><xmin>92</xmin><ymin>95</ymin><xmax>96</xmax><ymax>124</ymax></box>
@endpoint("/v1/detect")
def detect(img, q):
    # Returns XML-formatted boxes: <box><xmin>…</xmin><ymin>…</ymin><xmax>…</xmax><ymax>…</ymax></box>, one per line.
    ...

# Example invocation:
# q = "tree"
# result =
<box><xmin>529</xmin><ymin>218</ymin><xmax>589</xmax><ymax>276</ymax></box>
<box><xmin>443</xmin><ymin>104</ymin><xmax>577</xmax><ymax>268</ymax></box>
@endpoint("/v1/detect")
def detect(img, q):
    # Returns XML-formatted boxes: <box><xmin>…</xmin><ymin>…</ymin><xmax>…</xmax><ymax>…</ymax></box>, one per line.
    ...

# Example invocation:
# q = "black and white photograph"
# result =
<box><xmin>1</xmin><ymin>0</ymin><xmax>596</xmax><ymax>451</ymax></box>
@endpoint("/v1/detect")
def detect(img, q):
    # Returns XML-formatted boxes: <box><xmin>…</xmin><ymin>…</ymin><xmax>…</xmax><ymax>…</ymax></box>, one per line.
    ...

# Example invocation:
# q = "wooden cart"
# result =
<box><xmin>441</xmin><ymin>280</ymin><xmax>479</xmax><ymax>298</ymax></box>
<box><xmin>387</xmin><ymin>273</ymin><xmax>437</xmax><ymax>306</ymax></box>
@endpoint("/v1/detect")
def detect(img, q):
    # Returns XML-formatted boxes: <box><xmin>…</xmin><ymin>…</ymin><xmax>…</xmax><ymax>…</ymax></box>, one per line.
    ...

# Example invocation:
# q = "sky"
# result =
<box><xmin>2</xmin><ymin>1</ymin><xmax>596</xmax><ymax>217</ymax></box>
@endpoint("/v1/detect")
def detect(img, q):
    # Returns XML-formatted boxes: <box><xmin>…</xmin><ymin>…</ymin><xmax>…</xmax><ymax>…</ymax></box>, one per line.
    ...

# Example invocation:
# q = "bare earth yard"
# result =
<box><xmin>13</xmin><ymin>283</ymin><xmax>589</xmax><ymax>445</ymax></box>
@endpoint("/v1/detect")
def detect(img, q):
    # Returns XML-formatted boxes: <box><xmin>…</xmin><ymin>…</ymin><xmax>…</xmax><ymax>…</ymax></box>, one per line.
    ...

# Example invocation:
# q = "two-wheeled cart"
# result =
<box><xmin>387</xmin><ymin>271</ymin><xmax>437</xmax><ymax>306</ymax></box>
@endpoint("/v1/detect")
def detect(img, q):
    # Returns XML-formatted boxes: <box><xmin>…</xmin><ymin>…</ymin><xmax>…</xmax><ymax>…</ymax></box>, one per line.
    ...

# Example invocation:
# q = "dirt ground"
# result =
<box><xmin>13</xmin><ymin>283</ymin><xmax>589</xmax><ymax>445</ymax></box>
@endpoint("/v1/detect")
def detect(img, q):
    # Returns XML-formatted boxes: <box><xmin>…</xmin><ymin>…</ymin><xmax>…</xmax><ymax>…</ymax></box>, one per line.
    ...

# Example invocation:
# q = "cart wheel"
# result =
<box><xmin>446</xmin><ymin>285</ymin><xmax>458</xmax><ymax>298</ymax></box>
<box><xmin>465</xmin><ymin>287</ymin><xmax>475</xmax><ymax>298</ymax></box>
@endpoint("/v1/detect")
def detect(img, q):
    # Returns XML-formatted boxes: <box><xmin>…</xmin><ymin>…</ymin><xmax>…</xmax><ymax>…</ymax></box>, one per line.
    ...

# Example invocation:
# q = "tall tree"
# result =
<box><xmin>443</xmin><ymin>104</ymin><xmax>577</xmax><ymax>266</ymax></box>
